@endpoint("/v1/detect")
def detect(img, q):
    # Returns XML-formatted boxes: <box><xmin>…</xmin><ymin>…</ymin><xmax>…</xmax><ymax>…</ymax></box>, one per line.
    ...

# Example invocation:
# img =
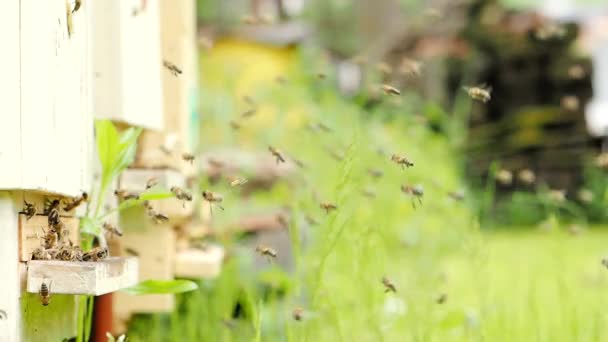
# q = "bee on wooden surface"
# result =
<box><xmin>401</xmin><ymin>184</ymin><xmax>424</xmax><ymax>208</ymax></box>
<box><xmin>22</xmin><ymin>200</ymin><xmax>37</xmax><ymax>220</ymax></box>
<box><xmin>114</xmin><ymin>189</ymin><xmax>140</xmax><ymax>201</ymax></box>
<box><xmin>381</xmin><ymin>84</ymin><xmax>401</xmax><ymax>95</ymax></box>
<box><xmin>63</xmin><ymin>192</ymin><xmax>88</xmax><ymax>211</ymax></box>
<box><xmin>202</xmin><ymin>190</ymin><xmax>224</xmax><ymax>212</ymax></box>
<box><xmin>103</xmin><ymin>222</ymin><xmax>123</xmax><ymax>239</ymax></box>
<box><xmin>367</xmin><ymin>168</ymin><xmax>384</xmax><ymax>179</ymax></box>
<box><xmin>255</xmin><ymin>245</ymin><xmax>277</xmax><ymax>260</ymax></box>
<box><xmin>241</xmin><ymin>108</ymin><xmax>257</xmax><ymax>118</ymax></box>
<box><xmin>269</xmin><ymin>146</ymin><xmax>286</xmax><ymax>164</ymax></box>
<box><xmin>163</xmin><ymin>60</ymin><xmax>182</xmax><ymax>76</ymax></box>
<box><xmin>39</xmin><ymin>280</ymin><xmax>52</xmax><ymax>306</ymax></box>
<box><xmin>320</xmin><ymin>202</ymin><xmax>337</xmax><ymax>214</ymax></box>
<box><xmin>229</xmin><ymin>177</ymin><xmax>248</xmax><ymax>187</ymax></box>
<box><xmin>145</xmin><ymin>177</ymin><xmax>159</xmax><ymax>190</ymax></box>
<box><xmin>436</xmin><ymin>293</ymin><xmax>447</xmax><ymax>304</ymax></box>
<box><xmin>56</xmin><ymin>244</ymin><xmax>83</xmax><ymax>261</ymax></box>
<box><xmin>229</xmin><ymin>120</ymin><xmax>241</xmax><ymax>130</ymax></box>
<box><xmin>382</xmin><ymin>276</ymin><xmax>397</xmax><ymax>293</ymax></box>
<box><xmin>495</xmin><ymin>169</ymin><xmax>513</xmax><ymax>185</ymax></box>
<box><xmin>41</xmin><ymin>227</ymin><xmax>58</xmax><ymax>249</ymax></box>
<box><xmin>171</xmin><ymin>186</ymin><xmax>193</xmax><ymax>208</ymax></box>
<box><xmin>362</xmin><ymin>187</ymin><xmax>377</xmax><ymax>198</ymax></box>
<box><xmin>82</xmin><ymin>246</ymin><xmax>109</xmax><ymax>262</ymax></box>
<box><xmin>292</xmin><ymin>307</ymin><xmax>304</xmax><ymax>321</ymax></box>
<box><xmin>44</xmin><ymin>199</ymin><xmax>61</xmax><ymax>227</ymax></box>
<box><xmin>31</xmin><ymin>247</ymin><xmax>53</xmax><ymax>261</ymax></box>
<box><xmin>463</xmin><ymin>85</ymin><xmax>491</xmax><ymax>103</ymax></box>
<box><xmin>399</xmin><ymin>58</ymin><xmax>422</xmax><ymax>77</ymax></box>
<box><xmin>391</xmin><ymin>154</ymin><xmax>414</xmax><ymax>169</ymax></box>
<box><xmin>517</xmin><ymin>169</ymin><xmax>536</xmax><ymax>185</ymax></box>
<box><xmin>182</xmin><ymin>153</ymin><xmax>195</xmax><ymax>164</ymax></box>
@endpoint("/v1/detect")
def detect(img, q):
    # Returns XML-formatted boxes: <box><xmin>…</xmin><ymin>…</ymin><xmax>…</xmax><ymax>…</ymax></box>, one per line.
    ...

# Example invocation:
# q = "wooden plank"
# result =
<box><xmin>18</xmin><ymin>214</ymin><xmax>80</xmax><ymax>262</ymax></box>
<box><xmin>0</xmin><ymin>193</ymin><xmax>20</xmax><ymax>342</ymax></box>
<box><xmin>26</xmin><ymin>257</ymin><xmax>138</xmax><ymax>296</ymax></box>
<box><xmin>0</xmin><ymin>1</ymin><xmax>21</xmax><ymax>190</ymax></box>
<box><xmin>175</xmin><ymin>245</ymin><xmax>224</xmax><ymax>279</ymax></box>
<box><xmin>91</xmin><ymin>0</ymin><xmax>164</xmax><ymax>129</ymax></box>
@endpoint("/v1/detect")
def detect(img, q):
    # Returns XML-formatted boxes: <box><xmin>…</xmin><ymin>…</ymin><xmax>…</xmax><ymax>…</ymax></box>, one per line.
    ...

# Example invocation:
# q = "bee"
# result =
<box><xmin>463</xmin><ymin>85</ymin><xmax>491</xmax><ymax>103</ymax></box>
<box><xmin>163</xmin><ymin>60</ymin><xmax>182</xmax><ymax>76</ymax></box>
<box><xmin>42</xmin><ymin>227</ymin><xmax>58</xmax><ymax>249</ymax></box>
<box><xmin>44</xmin><ymin>199</ymin><xmax>61</xmax><ymax>227</ymax></box>
<box><xmin>368</xmin><ymin>168</ymin><xmax>384</xmax><ymax>179</ymax></box>
<box><xmin>320</xmin><ymin>202</ymin><xmax>337</xmax><ymax>214</ymax></box>
<box><xmin>63</xmin><ymin>191</ymin><xmax>88</xmax><ymax>211</ymax></box>
<box><xmin>202</xmin><ymin>191</ymin><xmax>224</xmax><ymax>212</ymax></box>
<box><xmin>152</xmin><ymin>212</ymin><xmax>170</xmax><ymax>224</ymax></box>
<box><xmin>72</xmin><ymin>0</ymin><xmax>82</xmax><ymax>13</ymax></box>
<box><xmin>391</xmin><ymin>154</ymin><xmax>414</xmax><ymax>169</ymax></box>
<box><xmin>31</xmin><ymin>247</ymin><xmax>53</xmax><ymax>261</ymax></box>
<box><xmin>114</xmin><ymin>189</ymin><xmax>140</xmax><ymax>201</ymax></box>
<box><xmin>381</xmin><ymin>84</ymin><xmax>401</xmax><ymax>95</ymax></box>
<box><xmin>56</xmin><ymin>244</ymin><xmax>83</xmax><ymax>261</ymax></box>
<box><xmin>305</xmin><ymin>215</ymin><xmax>319</xmax><ymax>226</ymax></box>
<box><xmin>276</xmin><ymin>213</ymin><xmax>289</xmax><ymax>227</ymax></box>
<box><xmin>241</xmin><ymin>108</ymin><xmax>257</xmax><ymax>118</ymax></box>
<box><xmin>229</xmin><ymin>177</ymin><xmax>248</xmax><ymax>187</ymax></box>
<box><xmin>103</xmin><ymin>222</ymin><xmax>123</xmax><ymax>238</ymax></box>
<box><xmin>399</xmin><ymin>58</ymin><xmax>422</xmax><ymax>77</ymax></box>
<box><xmin>182</xmin><ymin>153</ymin><xmax>195</xmax><ymax>164</ymax></box>
<box><xmin>39</xmin><ymin>280</ymin><xmax>52</xmax><ymax>306</ymax></box>
<box><xmin>382</xmin><ymin>276</ymin><xmax>397</xmax><ymax>293</ymax></box>
<box><xmin>517</xmin><ymin>169</ymin><xmax>535</xmax><ymax>185</ymax></box>
<box><xmin>401</xmin><ymin>185</ymin><xmax>424</xmax><ymax>208</ymax></box>
<box><xmin>362</xmin><ymin>187</ymin><xmax>376</xmax><ymax>198</ymax></box>
<box><xmin>326</xmin><ymin>147</ymin><xmax>344</xmax><ymax>162</ymax></box>
<box><xmin>448</xmin><ymin>190</ymin><xmax>465</xmax><ymax>202</ymax></box>
<box><xmin>124</xmin><ymin>247</ymin><xmax>140</xmax><ymax>257</ymax></box>
<box><xmin>243</xmin><ymin>95</ymin><xmax>255</xmax><ymax>106</ymax></box>
<box><xmin>229</xmin><ymin>120</ymin><xmax>241</xmax><ymax>130</ymax></box>
<box><xmin>317</xmin><ymin>123</ymin><xmax>333</xmax><ymax>133</ymax></box>
<box><xmin>159</xmin><ymin>144</ymin><xmax>172</xmax><ymax>155</ymax></box>
<box><xmin>293</xmin><ymin>307</ymin><xmax>304</xmax><ymax>321</ymax></box>
<box><xmin>146</xmin><ymin>177</ymin><xmax>159</xmax><ymax>190</ymax></box>
<box><xmin>255</xmin><ymin>245</ymin><xmax>277</xmax><ymax>260</ymax></box>
<box><xmin>171</xmin><ymin>186</ymin><xmax>193</xmax><ymax>208</ymax></box>
<box><xmin>22</xmin><ymin>200</ymin><xmax>37</xmax><ymax>220</ymax></box>
<box><xmin>208</xmin><ymin>157</ymin><xmax>225</xmax><ymax>169</ymax></box>
<box><xmin>82</xmin><ymin>246</ymin><xmax>109</xmax><ymax>262</ymax></box>
<box><xmin>495</xmin><ymin>169</ymin><xmax>513</xmax><ymax>185</ymax></box>
<box><xmin>269</xmin><ymin>146</ymin><xmax>286</xmax><ymax>164</ymax></box>
<box><xmin>436</xmin><ymin>293</ymin><xmax>447</xmax><ymax>304</ymax></box>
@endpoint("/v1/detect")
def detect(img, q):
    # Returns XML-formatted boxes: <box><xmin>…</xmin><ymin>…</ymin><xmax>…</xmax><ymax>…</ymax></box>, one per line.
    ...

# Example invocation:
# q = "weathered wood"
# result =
<box><xmin>174</xmin><ymin>245</ymin><xmax>224</xmax><ymax>279</ymax></box>
<box><xmin>19</xmin><ymin>214</ymin><xmax>80</xmax><ymax>262</ymax></box>
<box><xmin>27</xmin><ymin>257</ymin><xmax>138</xmax><ymax>296</ymax></box>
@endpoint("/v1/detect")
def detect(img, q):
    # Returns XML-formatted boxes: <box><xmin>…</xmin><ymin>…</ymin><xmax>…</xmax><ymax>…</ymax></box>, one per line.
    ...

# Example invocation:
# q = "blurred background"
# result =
<box><xmin>128</xmin><ymin>0</ymin><xmax>608</xmax><ymax>340</ymax></box>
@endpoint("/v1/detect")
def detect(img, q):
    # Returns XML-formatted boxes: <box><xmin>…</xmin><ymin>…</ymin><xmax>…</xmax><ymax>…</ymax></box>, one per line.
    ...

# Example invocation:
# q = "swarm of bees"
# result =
<box><xmin>463</xmin><ymin>85</ymin><xmax>492</xmax><ymax>103</ymax></box>
<box><xmin>391</xmin><ymin>154</ymin><xmax>414</xmax><ymax>169</ymax></box>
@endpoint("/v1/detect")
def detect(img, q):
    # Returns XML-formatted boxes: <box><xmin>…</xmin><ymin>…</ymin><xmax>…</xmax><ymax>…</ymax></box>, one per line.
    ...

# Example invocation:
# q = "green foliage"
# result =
<box><xmin>123</xmin><ymin>280</ymin><xmax>199</xmax><ymax>295</ymax></box>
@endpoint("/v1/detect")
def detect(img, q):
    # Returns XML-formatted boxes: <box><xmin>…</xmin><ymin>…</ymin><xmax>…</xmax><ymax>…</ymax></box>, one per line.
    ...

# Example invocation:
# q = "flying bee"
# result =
<box><xmin>268</xmin><ymin>146</ymin><xmax>286</xmax><ymax>164</ymax></box>
<box><xmin>82</xmin><ymin>246</ymin><xmax>109</xmax><ymax>262</ymax></box>
<box><xmin>39</xmin><ymin>280</ymin><xmax>52</xmax><ymax>306</ymax></box>
<box><xmin>22</xmin><ymin>200</ymin><xmax>37</xmax><ymax>220</ymax></box>
<box><xmin>229</xmin><ymin>120</ymin><xmax>241</xmax><ymax>130</ymax></box>
<box><xmin>292</xmin><ymin>158</ymin><xmax>306</xmax><ymax>169</ymax></box>
<box><xmin>401</xmin><ymin>184</ymin><xmax>424</xmax><ymax>208</ymax></box>
<box><xmin>382</xmin><ymin>276</ymin><xmax>397</xmax><ymax>293</ymax></box>
<box><xmin>241</xmin><ymin>108</ymin><xmax>257</xmax><ymax>118</ymax></box>
<box><xmin>276</xmin><ymin>213</ymin><xmax>289</xmax><ymax>227</ymax></box>
<box><xmin>381</xmin><ymin>84</ymin><xmax>401</xmax><ymax>95</ymax></box>
<box><xmin>326</xmin><ymin>147</ymin><xmax>344</xmax><ymax>162</ymax></box>
<box><xmin>368</xmin><ymin>168</ymin><xmax>384</xmax><ymax>179</ymax></box>
<box><xmin>320</xmin><ymin>202</ymin><xmax>338</xmax><ymax>214</ymax></box>
<box><xmin>145</xmin><ymin>177</ymin><xmax>159</xmax><ymax>190</ymax></box>
<box><xmin>207</xmin><ymin>157</ymin><xmax>224</xmax><ymax>169</ymax></box>
<box><xmin>202</xmin><ymin>190</ymin><xmax>224</xmax><ymax>212</ymax></box>
<box><xmin>568</xmin><ymin>64</ymin><xmax>585</xmax><ymax>79</ymax></box>
<box><xmin>114</xmin><ymin>189</ymin><xmax>139</xmax><ymax>201</ymax></box>
<box><xmin>305</xmin><ymin>215</ymin><xmax>319</xmax><ymax>226</ymax></box>
<box><xmin>182</xmin><ymin>153</ymin><xmax>195</xmax><ymax>164</ymax></box>
<box><xmin>463</xmin><ymin>85</ymin><xmax>491</xmax><ymax>103</ymax></box>
<box><xmin>391</xmin><ymin>154</ymin><xmax>414</xmax><ymax>169</ymax></box>
<box><xmin>317</xmin><ymin>123</ymin><xmax>333</xmax><ymax>133</ymax></box>
<box><xmin>293</xmin><ymin>307</ymin><xmax>304</xmax><ymax>321</ymax></box>
<box><xmin>152</xmin><ymin>212</ymin><xmax>170</xmax><ymax>224</ymax></box>
<box><xmin>436</xmin><ymin>293</ymin><xmax>447</xmax><ymax>304</ymax></box>
<box><xmin>103</xmin><ymin>222</ymin><xmax>123</xmax><ymax>239</ymax></box>
<box><xmin>171</xmin><ymin>186</ymin><xmax>193</xmax><ymax>208</ymax></box>
<box><xmin>448</xmin><ymin>190</ymin><xmax>465</xmax><ymax>202</ymax></box>
<box><xmin>399</xmin><ymin>58</ymin><xmax>423</xmax><ymax>77</ymax></box>
<box><xmin>124</xmin><ymin>247</ymin><xmax>140</xmax><ymax>257</ymax></box>
<box><xmin>63</xmin><ymin>191</ymin><xmax>88</xmax><ymax>211</ymax></box>
<box><xmin>229</xmin><ymin>177</ymin><xmax>248</xmax><ymax>187</ymax></box>
<box><xmin>163</xmin><ymin>60</ymin><xmax>182</xmax><ymax>76</ymax></box>
<box><xmin>255</xmin><ymin>245</ymin><xmax>277</xmax><ymax>260</ymax></box>
<box><xmin>159</xmin><ymin>144</ymin><xmax>172</xmax><ymax>155</ymax></box>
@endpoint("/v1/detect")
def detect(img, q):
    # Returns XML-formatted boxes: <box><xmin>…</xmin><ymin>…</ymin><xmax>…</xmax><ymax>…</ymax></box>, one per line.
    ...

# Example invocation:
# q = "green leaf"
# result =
<box><xmin>80</xmin><ymin>216</ymin><xmax>101</xmax><ymax>236</ymax></box>
<box><xmin>122</xmin><ymin>280</ymin><xmax>199</xmax><ymax>295</ymax></box>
